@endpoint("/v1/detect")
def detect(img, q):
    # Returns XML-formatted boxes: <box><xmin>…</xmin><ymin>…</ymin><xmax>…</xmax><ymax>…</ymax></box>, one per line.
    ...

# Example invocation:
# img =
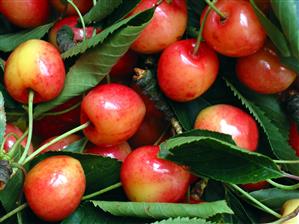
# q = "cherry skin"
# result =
<box><xmin>0</xmin><ymin>0</ymin><xmax>49</xmax><ymax>28</ymax></box>
<box><xmin>289</xmin><ymin>122</ymin><xmax>299</xmax><ymax>157</ymax></box>
<box><xmin>194</xmin><ymin>104</ymin><xmax>259</xmax><ymax>151</ymax></box>
<box><xmin>158</xmin><ymin>39</ymin><xmax>219</xmax><ymax>102</ymax></box>
<box><xmin>130</xmin><ymin>0</ymin><xmax>187</xmax><ymax>54</ymax></box>
<box><xmin>241</xmin><ymin>181</ymin><xmax>268</xmax><ymax>191</ymax></box>
<box><xmin>85</xmin><ymin>141</ymin><xmax>132</xmax><ymax>161</ymax></box>
<box><xmin>33</xmin><ymin>96</ymin><xmax>81</xmax><ymax>141</ymax></box>
<box><xmin>39</xmin><ymin>134</ymin><xmax>81</xmax><ymax>154</ymax></box>
<box><xmin>49</xmin><ymin>16</ymin><xmax>96</xmax><ymax>50</ymax></box>
<box><xmin>50</xmin><ymin>0</ymin><xmax>92</xmax><ymax>16</ymax></box>
<box><xmin>120</xmin><ymin>145</ymin><xmax>191</xmax><ymax>202</ymax></box>
<box><xmin>4</xmin><ymin>39</ymin><xmax>65</xmax><ymax>103</ymax></box>
<box><xmin>80</xmin><ymin>83</ymin><xmax>146</xmax><ymax>146</ymax></box>
<box><xmin>4</xmin><ymin>123</ymin><xmax>34</xmax><ymax>154</ymax></box>
<box><xmin>23</xmin><ymin>155</ymin><xmax>86</xmax><ymax>222</ymax></box>
<box><xmin>236</xmin><ymin>43</ymin><xmax>296</xmax><ymax>94</ymax></box>
<box><xmin>201</xmin><ymin>0</ymin><xmax>266</xmax><ymax>57</ymax></box>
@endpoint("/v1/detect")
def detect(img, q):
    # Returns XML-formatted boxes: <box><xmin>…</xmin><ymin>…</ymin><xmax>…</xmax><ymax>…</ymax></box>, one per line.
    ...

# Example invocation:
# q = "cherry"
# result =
<box><xmin>194</xmin><ymin>104</ymin><xmax>259</xmax><ymax>151</ymax></box>
<box><xmin>120</xmin><ymin>145</ymin><xmax>191</xmax><ymax>202</ymax></box>
<box><xmin>85</xmin><ymin>141</ymin><xmax>131</xmax><ymax>161</ymax></box>
<box><xmin>80</xmin><ymin>83</ymin><xmax>146</xmax><ymax>146</ymax></box>
<box><xmin>4</xmin><ymin>39</ymin><xmax>65</xmax><ymax>103</ymax></box>
<box><xmin>49</xmin><ymin>16</ymin><xmax>97</xmax><ymax>50</ymax></box>
<box><xmin>4</xmin><ymin>123</ymin><xmax>34</xmax><ymax>154</ymax></box>
<box><xmin>39</xmin><ymin>134</ymin><xmax>81</xmax><ymax>154</ymax></box>
<box><xmin>0</xmin><ymin>0</ymin><xmax>49</xmax><ymax>28</ymax></box>
<box><xmin>33</xmin><ymin>96</ymin><xmax>81</xmax><ymax>141</ymax></box>
<box><xmin>158</xmin><ymin>39</ymin><xmax>219</xmax><ymax>102</ymax></box>
<box><xmin>241</xmin><ymin>181</ymin><xmax>269</xmax><ymax>191</ymax></box>
<box><xmin>23</xmin><ymin>155</ymin><xmax>86</xmax><ymax>222</ymax></box>
<box><xmin>130</xmin><ymin>0</ymin><xmax>187</xmax><ymax>54</ymax></box>
<box><xmin>289</xmin><ymin>122</ymin><xmax>299</xmax><ymax>157</ymax></box>
<box><xmin>50</xmin><ymin>0</ymin><xmax>93</xmax><ymax>16</ymax></box>
<box><xmin>201</xmin><ymin>0</ymin><xmax>266</xmax><ymax>57</ymax></box>
<box><xmin>236</xmin><ymin>43</ymin><xmax>296</xmax><ymax>94</ymax></box>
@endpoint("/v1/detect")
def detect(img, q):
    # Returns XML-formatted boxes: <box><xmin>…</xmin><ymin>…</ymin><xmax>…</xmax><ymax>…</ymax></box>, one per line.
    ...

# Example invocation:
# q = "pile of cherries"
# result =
<box><xmin>0</xmin><ymin>0</ymin><xmax>299</xmax><ymax>222</ymax></box>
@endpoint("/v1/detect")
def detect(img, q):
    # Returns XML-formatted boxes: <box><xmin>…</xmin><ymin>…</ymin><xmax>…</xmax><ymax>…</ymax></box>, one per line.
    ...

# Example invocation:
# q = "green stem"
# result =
<box><xmin>267</xmin><ymin>179</ymin><xmax>299</xmax><ymax>191</ymax></box>
<box><xmin>283</xmin><ymin>172</ymin><xmax>299</xmax><ymax>181</ymax></box>
<box><xmin>274</xmin><ymin>160</ymin><xmax>299</xmax><ymax>164</ymax></box>
<box><xmin>92</xmin><ymin>0</ymin><xmax>97</xmax><ymax>6</ymax></box>
<box><xmin>66</xmin><ymin>0</ymin><xmax>86</xmax><ymax>41</ymax></box>
<box><xmin>193</xmin><ymin>6</ymin><xmax>212</xmax><ymax>55</ymax></box>
<box><xmin>0</xmin><ymin>203</ymin><xmax>27</xmax><ymax>223</ymax></box>
<box><xmin>8</xmin><ymin>129</ymin><xmax>28</xmax><ymax>158</ymax></box>
<box><xmin>82</xmin><ymin>182</ymin><xmax>122</xmax><ymax>201</ymax></box>
<box><xmin>0</xmin><ymin>133</ymin><xmax>18</xmax><ymax>154</ymax></box>
<box><xmin>42</xmin><ymin>102</ymin><xmax>81</xmax><ymax>117</ymax></box>
<box><xmin>22</xmin><ymin>122</ymin><xmax>90</xmax><ymax>165</ymax></box>
<box><xmin>229</xmin><ymin>184</ymin><xmax>281</xmax><ymax>218</ymax></box>
<box><xmin>18</xmin><ymin>91</ymin><xmax>34</xmax><ymax>165</ymax></box>
<box><xmin>106</xmin><ymin>74</ymin><xmax>111</xmax><ymax>84</ymax></box>
<box><xmin>204</xmin><ymin>0</ymin><xmax>226</xmax><ymax>19</ymax></box>
<box><xmin>79</xmin><ymin>138</ymin><xmax>89</xmax><ymax>153</ymax></box>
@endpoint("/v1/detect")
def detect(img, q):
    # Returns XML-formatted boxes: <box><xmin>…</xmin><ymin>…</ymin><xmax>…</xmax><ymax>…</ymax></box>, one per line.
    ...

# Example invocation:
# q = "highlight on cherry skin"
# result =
<box><xmin>201</xmin><ymin>0</ymin><xmax>266</xmax><ymax>57</ymax></box>
<box><xmin>80</xmin><ymin>83</ymin><xmax>146</xmax><ymax>147</ymax></box>
<box><xmin>236</xmin><ymin>43</ymin><xmax>297</xmax><ymax>94</ymax></box>
<box><xmin>23</xmin><ymin>155</ymin><xmax>86</xmax><ymax>222</ymax></box>
<box><xmin>4</xmin><ymin>39</ymin><xmax>66</xmax><ymax>103</ymax></box>
<box><xmin>194</xmin><ymin>104</ymin><xmax>259</xmax><ymax>151</ymax></box>
<box><xmin>130</xmin><ymin>0</ymin><xmax>187</xmax><ymax>54</ymax></box>
<box><xmin>158</xmin><ymin>39</ymin><xmax>219</xmax><ymax>102</ymax></box>
<box><xmin>120</xmin><ymin>145</ymin><xmax>191</xmax><ymax>202</ymax></box>
<box><xmin>0</xmin><ymin>0</ymin><xmax>49</xmax><ymax>28</ymax></box>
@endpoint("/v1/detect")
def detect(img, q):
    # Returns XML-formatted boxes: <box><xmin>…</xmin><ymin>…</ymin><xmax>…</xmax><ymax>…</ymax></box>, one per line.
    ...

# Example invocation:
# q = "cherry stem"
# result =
<box><xmin>170</xmin><ymin>118</ymin><xmax>183</xmax><ymax>134</ymax></box>
<box><xmin>204</xmin><ymin>0</ymin><xmax>226</xmax><ymax>19</ymax></box>
<box><xmin>267</xmin><ymin>179</ymin><xmax>299</xmax><ymax>191</ymax></box>
<box><xmin>41</xmin><ymin>101</ymin><xmax>81</xmax><ymax>118</ymax></box>
<box><xmin>0</xmin><ymin>133</ymin><xmax>18</xmax><ymax>155</ymax></box>
<box><xmin>82</xmin><ymin>182</ymin><xmax>122</xmax><ymax>200</ymax></box>
<box><xmin>106</xmin><ymin>74</ymin><xmax>111</xmax><ymax>84</ymax></box>
<box><xmin>92</xmin><ymin>0</ymin><xmax>96</xmax><ymax>6</ymax></box>
<box><xmin>192</xmin><ymin>6</ymin><xmax>212</xmax><ymax>56</ymax></box>
<box><xmin>66</xmin><ymin>0</ymin><xmax>86</xmax><ymax>41</ymax></box>
<box><xmin>22</xmin><ymin>122</ymin><xmax>90</xmax><ymax>165</ymax></box>
<box><xmin>0</xmin><ymin>203</ymin><xmax>28</xmax><ymax>223</ymax></box>
<box><xmin>274</xmin><ymin>159</ymin><xmax>299</xmax><ymax>164</ymax></box>
<box><xmin>228</xmin><ymin>184</ymin><xmax>281</xmax><ymax>218</ymax></box>
<box><xmin>11</xmin><ymin>162</ymin><xmax>27</xmax><ymax>177</ymax></box>
<box><xmin>8</xmin><ymin>129</ymin><xmax>28</xmax><ymax>158</ymax></box>
<box><xmin>283</xmin><ymin>172</ymin><xmax>299</xmax><ymax>181</ymax></box>
<box><xmin>78</xmin><ymin>138</ymin><xmax>89</xmax><ymax>153</ymax></box>
<box><xmin>18</xmin><ymin>91</ymin><xmax>34</xmax><ymax>165</ymax></box>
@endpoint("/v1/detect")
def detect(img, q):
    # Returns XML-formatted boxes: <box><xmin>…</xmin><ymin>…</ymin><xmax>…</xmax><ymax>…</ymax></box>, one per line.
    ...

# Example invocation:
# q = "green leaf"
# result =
<box><xmin>159</xmin><ymin>134</ymin><xmax>283</xmax><ymax>184</ymax></box>
<box><xmin>249</xmin><ymin>0</ymin><xmax>290</xmax><ymax>57</ymax></box>
<box><xmin>31</xmin><ymin>151</ymin><xmax>121</xmax><ymax>194</ymax></box>
<box><xmin>0</xmin><ymin>170</ymin><xmax>24</xmax><ymax>211</ymax></box>
<box><xmin>62</xmin><ymin>202</ymin><xmax>148</xmax><ymax>224</ymax></box>
<box><xmin>91</xmin><ymin>200</ymin><xmax>233</xmax><ymax>219</ymax></box>
<box><xmin>83</xmin><ymin>0</ymin><xmax>123</xmax><ymax>25</ymax></box>
<box><xmin>271</xmin><ymin>0</ymin><xmax>299</xmax><ymax>60</ymax></box>
<box><xmin>0</xmin><ymin>22</ymin><xmax>54</xmax><ymax>52</ymax></box>
<box><xmin>0</xmin><ymin>84</ymin><xmax>22</xmax><ymax>111</ymax></box>
<box><xmin>61</xmin><ymin>9</ymin><xmax>153</xmax><ymax>59</ymax></box>
<box><xmin>225</xmin><ymin>79</ymin><xmax>299</xmax><ymax>175</ymax></box>
<box><xmin>250</xmin><ymin>188</ymin><xmax>299</xmax><ymax>211</ymax></box>
<box><xmin>62</xmin><ymin>138</ymin><xmax>87</xmax><ymax>153</ymax></box>
<box><xmin>0</xmin><ymin>92</ymin><xmax>6</xmax><ymax>146</ymax></box>
<box><xmin>33</xmin><ymin>9</ymin><xmax>154</xmax><ymax>117</ymax></box>
<box><xmin>281</xmin><ymin>56</ymin><xmax>299</xmax><ymax>74</ymax></box>
<box><xmin>151</xmin><ymin>217</ymin><xmax>214</xmax><ymax>224</ymax></box>
<box><xmin>0</xmin><ymin>58</ymin><xmax>4</xmax><ymax>72</ymax></box>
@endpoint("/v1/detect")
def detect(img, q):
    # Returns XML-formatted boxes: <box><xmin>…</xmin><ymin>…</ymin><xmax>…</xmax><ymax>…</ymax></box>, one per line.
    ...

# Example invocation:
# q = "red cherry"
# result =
<box><xmin>4</xmin><ymin>123</ymin><xmax>34</xmax><ymax>154</ymax></box>
<box><xmin>120</xmin><ymin>145</ymin><xmax>191</xmax><ymax>202</ymax></box>
<box><xmin>289</xmin><ymin>122</ymin><xmax>299</xmax><ymax>157</ymax></box>
<box><xmin>33</xmin><ymin>96</ymin><xmax>81</xmax><ymax>141</ymax></box>
<box><xmin>241</xmin><ymin>181</ymin><xmax>269</xmax><ymax>191</ymax></box>
<box><xmin>4</xmin><ymin>39</ymin><xmax>65</xmax><ymax>103</ymax></box>
<box><xmin>48</xmin><ymin>16</ymin><xmax>97</xmax><ymax>50</ymax></box>
<box><xmin>194</xmin><ymin>104</ymin><xmax>259</xmax><ymax>151</ymax></box>
<box><xmin>0</xmin><ymin>0</ymin><xmax>49</xmax><ymax>28</ymax></box>
<box><xmin>39</xmin><ymin>134</ymin><xmax>81</xmax><ymax>154</ymax></box>
<box><xmin>201</xmin><ymin>0</ymin><xmax>266</xmax><ymax>57</ymax></box>
<box><xmin>130</xmin><ymin>0</ymin><xmax>187</xmax><ymax>54</ymax></box>
<box><xmin>158</xmin><ymin>39</ymin><xmax>219</xmax><ymax>102</ymax></box>
<box><xmin>50</xmin><ymin>0</ymin><xmax>92</xmax><ymax>15</ymax></box>
<box><xmin>23</xmin><ymin>155</ymin><xmax>86</xmax><ymax>222</ymax></box>
<box><xmin>85</xmin><ymin>142</ymin><xmax>131</xmax><ymax>161</ymax></box>
<box><xmin>236</xmin><ymin>43</ymin><xmax>296</xmax><ymax>94</ymax></box>
<box><xmin>80</xmin><ymin>83</ymin><xmax>146</xmax><ymax>146</ymax></box>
